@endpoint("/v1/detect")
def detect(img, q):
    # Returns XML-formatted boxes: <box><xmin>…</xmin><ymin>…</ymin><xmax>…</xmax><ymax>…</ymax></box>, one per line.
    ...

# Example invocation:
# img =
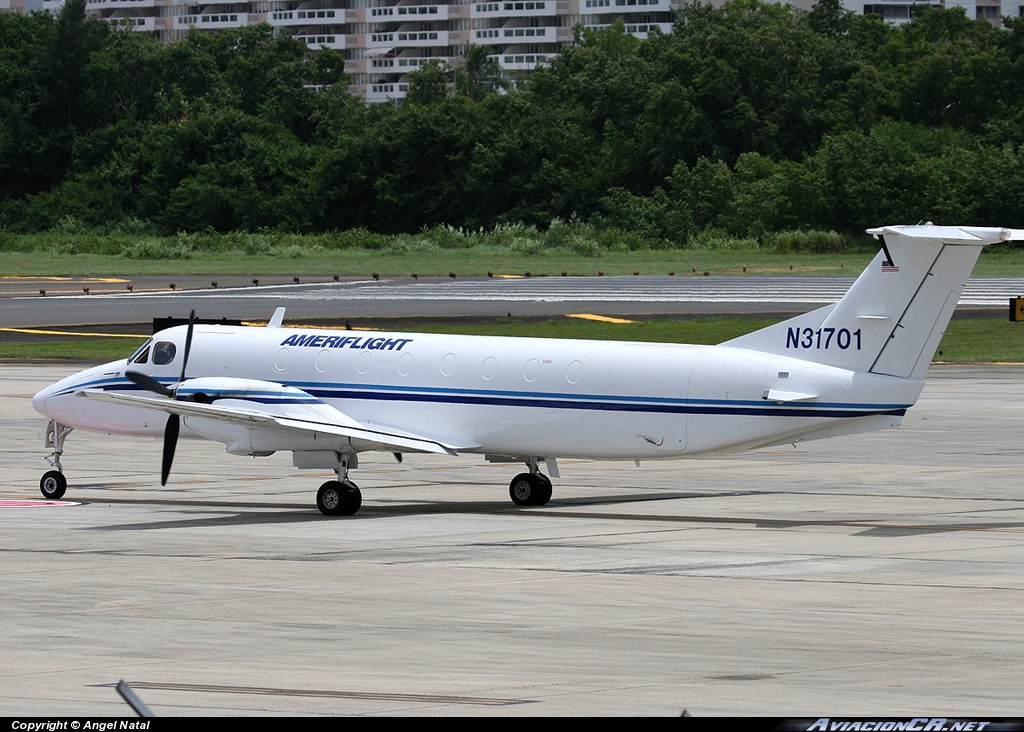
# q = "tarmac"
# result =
<box><xmin>2</xmin><ymin>363</ymin><xmax>1023</xmax><ymax>716</ymax></box>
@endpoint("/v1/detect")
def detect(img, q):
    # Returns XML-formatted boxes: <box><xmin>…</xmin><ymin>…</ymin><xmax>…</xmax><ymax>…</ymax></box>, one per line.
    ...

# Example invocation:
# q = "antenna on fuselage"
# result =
<box><xmin>268</xmin><ymin>307</ymin><xmax>286</xmax><ymax>328</ymax></box>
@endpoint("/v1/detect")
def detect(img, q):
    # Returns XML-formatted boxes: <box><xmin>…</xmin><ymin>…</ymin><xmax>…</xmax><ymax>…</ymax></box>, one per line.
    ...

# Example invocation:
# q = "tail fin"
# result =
<box><xmin>722</xmin><ymin>225</ymin><xmax>1021</xmax><ymax>378</ymax></box>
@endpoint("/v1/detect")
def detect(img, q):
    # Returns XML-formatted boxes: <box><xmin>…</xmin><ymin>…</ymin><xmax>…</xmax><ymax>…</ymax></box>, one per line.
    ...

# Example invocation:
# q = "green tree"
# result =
<box><xmin>457</xmin><ymin>45</ymin><xmax>507</xmax><ymax>101</ymax></box>
<box><xmin>406</xmin><ymin>60</ymin><xmax>451</xmax><ymax>105</ymax></box>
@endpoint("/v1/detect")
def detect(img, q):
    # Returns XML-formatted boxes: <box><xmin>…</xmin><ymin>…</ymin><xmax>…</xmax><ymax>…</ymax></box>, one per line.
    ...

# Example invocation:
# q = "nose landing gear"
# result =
<box><xmin>40</xmin><ymin>470</ymin><xmax>68</xmax><ymax>500</ymax></box>
<box><xmin>39</xmin><ymin>420</ymin><xmax>73</xmax><ymax>500</ymax></box>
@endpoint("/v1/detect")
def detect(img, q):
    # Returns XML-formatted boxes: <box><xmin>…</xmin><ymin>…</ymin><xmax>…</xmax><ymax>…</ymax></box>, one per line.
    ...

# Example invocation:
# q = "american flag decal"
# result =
<box><xmin>879</xmin><ymin>240</ymin><xmax>898</xmax><ymax>272</ymax></box>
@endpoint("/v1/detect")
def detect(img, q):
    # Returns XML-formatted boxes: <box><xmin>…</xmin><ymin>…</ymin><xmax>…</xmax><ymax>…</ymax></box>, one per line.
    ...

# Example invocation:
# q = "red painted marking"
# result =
<box><xmin>0</xmin><ymin>499</ymin><xmax>78</xmax><ymax>508</ymax></box>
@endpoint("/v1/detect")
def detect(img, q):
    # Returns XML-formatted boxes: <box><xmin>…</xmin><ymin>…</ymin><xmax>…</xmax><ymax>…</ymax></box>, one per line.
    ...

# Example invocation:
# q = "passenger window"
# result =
<box><xmin>152</xmin><ymin>341</ymin><xmax>177</xmax><ymax>365</ymax></box>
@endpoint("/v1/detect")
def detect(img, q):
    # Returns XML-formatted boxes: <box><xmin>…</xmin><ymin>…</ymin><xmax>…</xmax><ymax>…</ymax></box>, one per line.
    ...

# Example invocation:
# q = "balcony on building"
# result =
<box><xmin>472</xmin><ymin>26</ymin><xmax>505</xmax><ymax>44</ymax></box>
<box><xmin>391</xmin><ymin>25</ymin><xmax>449</xmax><ymax>46</ymax></box>
<box><xmin>368</xmin><ymin>55</ymin><xmax>397</xmax><ymax>71</ymax></box>
<box><xmin>87</xmin><ymin>0</ymin><xmax>160</xmax><ymax>10</ymax></box>
<box><xmin>497</xmin><ymin>23</ymin><xmax>556</xmax><ymax>41</ymax></box>
<box><xmin>395</xmin><ymin>54</ymin><xmax>443</xmax><ymax>69</ymax></box>
<box><xmin>489</xmin><ymin>49</ymin><xmax>550</xmax><ymax>70</ymax></box>
<box><xmin>294</xmin><ymin>32</ymin><xmax>346</xmax><ymax>49</ymax></box>
<box><xmin>99</xmin><ymin>12</ymin><xmax>159</xmax><ymax>30</ymax></box>
<box><xmin>974</xmin><ymin>0</ymin><xmax>1004</xmax><ymax>26</ymax></box>
<box><xmin>395</xmin><ymin>3</ymin><xmax>450</xmax><ymax>20</ymax></box>
<box><xmin>861</xmin><ymin>2</ymin><xmax>942</xmax><ymax>23</ymax></box>
<box><xmin>582</xmin><ymin>15</ymin><xmax>672</xmax><ymax>36</ymax></box>
<box><xmin>607</xmin><ymin>0</ymin><xmax>674</xmax><ymax>10</ymax></box>
<box><xmin>175</xmin><ymin>7</ymin><xmax>251</xmax><ymax>29</ymax></box>
<box><xmin>624</xmin><ymin>20</ymin><xmax>671</xmax><ymax>36</ymax></box>
<box><xmin>368</xmin><ymin>29</ymin><xmax>396</xmax><ymax>51</ymax></box>
<box><xmin>366</xmin><ymin>81</ymin><xmax>410</xmax><ymax>102</ymax></box>
<box><xmin>472</xmin><ymin>0</ymin><xmax>557</xmax><ymax>15</ymax></box>
<box><xmin>269</xmin><ymin>5</ymin><xmax>343</xmax><ymax>26</ymax></box>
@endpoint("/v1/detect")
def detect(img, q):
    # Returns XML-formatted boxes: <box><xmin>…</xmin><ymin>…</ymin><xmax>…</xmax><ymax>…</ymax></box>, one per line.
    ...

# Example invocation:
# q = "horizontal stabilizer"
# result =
<box><xmin>866</xmin><ymin>225</ymin><xmax>1024</xmax><ymax>243</ymax></box>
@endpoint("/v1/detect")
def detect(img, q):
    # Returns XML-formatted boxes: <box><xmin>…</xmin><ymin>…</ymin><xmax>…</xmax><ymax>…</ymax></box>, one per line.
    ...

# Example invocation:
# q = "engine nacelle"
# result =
<box><xmin>173</xmin><ymin>377</ymin><xmax>320</xmax><ymax>408</ymax></box>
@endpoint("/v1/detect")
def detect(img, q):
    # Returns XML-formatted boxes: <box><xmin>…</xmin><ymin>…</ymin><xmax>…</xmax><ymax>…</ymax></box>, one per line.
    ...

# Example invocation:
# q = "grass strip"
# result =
<box><xmin>4</xmin><ymin>246</ymin><xmax>1023</xmax><ymax>278</ymax></box>
<box><xmin>3</xmin><ymin>317</ymin><xmax>1021</xmax><ymax>364</ymax></box>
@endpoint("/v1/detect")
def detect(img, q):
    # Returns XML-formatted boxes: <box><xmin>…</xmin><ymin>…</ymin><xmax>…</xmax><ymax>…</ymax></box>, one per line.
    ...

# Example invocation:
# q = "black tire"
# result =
<box><xmin>40</xmin><ymin>470</ymin><xmax>67</xmax><ymax>500</ymax></box>
<box><xmin>509</xmin><ymin>473</ymin><xmax>537</xmax><ymax>506</ymax></box>
<box><xmin>340</xmin><ymin>480</ymin><xmax>362</xmax><ymax>516</ymax></box>
<box><xmin>317</xmin><ymin>480</ymin><xmax>362</xmax><ymax>516</ymax></box>
<box><xmin>533</xmin><ymin>475</ymin><xmax>553</xmax><ymax>506</ymax></box>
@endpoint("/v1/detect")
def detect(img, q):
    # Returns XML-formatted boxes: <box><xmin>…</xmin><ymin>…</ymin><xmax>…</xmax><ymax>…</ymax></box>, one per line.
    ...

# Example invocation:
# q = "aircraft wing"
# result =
<box><xmin>78</xmin><ymin>389</ymin><xmax>473</xmax><ymax>456</ymax></box>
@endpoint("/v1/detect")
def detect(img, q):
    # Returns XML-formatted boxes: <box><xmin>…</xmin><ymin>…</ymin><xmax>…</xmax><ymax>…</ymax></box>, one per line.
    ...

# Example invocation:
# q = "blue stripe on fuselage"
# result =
<box><xmin>67</xmin><ymin>377</ymin><xmax>910</xmax><ymax>419</ymax></box>
<box><xmin>301</xmin><ymin>385</ymin><xmax>906</xmax><ymax>419</ymax></box>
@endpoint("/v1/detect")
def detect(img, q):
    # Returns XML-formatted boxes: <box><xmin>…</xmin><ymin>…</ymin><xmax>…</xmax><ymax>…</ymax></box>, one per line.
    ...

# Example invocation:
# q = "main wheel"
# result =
<box><xmin>533</xmin><ymin>475</ymin><xmax>553</xmax><ymax>506</ymax></box>
<box><xmin>40</xmin><ymin>470</ymin><xmax>67</xmax><ymax>500</ymax></box>
<box><xmin>509</xmin><ymin>473</ymin><xmax>543</xmax><ymax>506</ymax></box>
<box><xmin>341</xmin><ymin>480</ymin><xmax>362</xmax><ymax>515</ymax></box>
<box><xmin>316</xmin><ymin>480</ymin><xmax>362</xmax><ymax>516</ymax></box>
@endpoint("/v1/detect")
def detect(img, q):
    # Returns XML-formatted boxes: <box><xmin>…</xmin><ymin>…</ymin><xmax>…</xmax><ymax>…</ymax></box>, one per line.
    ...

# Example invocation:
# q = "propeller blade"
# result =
<box><xmin>161</xmin><ymin>413</ymin><xmax>179</xmax><ymax>486</ymax></box>
<box><xmin>179</xmin><ymin>309</ymin><xmax>195</xmax><ymax>383</ymax></box>
<box><xmin>156</xmin><ymin>311</ymin><xmax>193</xmax><ymax>486</ymax></box>
<box><xmin>125</xmin><ymin>371</ymin><xmax>174</xmax><ymax>397</ymax></box>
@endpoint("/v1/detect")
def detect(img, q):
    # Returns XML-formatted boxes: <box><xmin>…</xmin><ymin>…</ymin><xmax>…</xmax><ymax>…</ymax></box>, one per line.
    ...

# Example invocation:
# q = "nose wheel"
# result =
<box><xmin>40</xmin><ymin>470</ymin><xmax>68</xmax><ymax>500</ymax></box>
<box><xmin>509</xmin><ymin>472</ymin><xmax>552</xmax><ymax>506</ymax></box>
<box><xmin>40</xmin><ymin>420</ymin><xmax>73</xmax><ymax>500</ymax></box>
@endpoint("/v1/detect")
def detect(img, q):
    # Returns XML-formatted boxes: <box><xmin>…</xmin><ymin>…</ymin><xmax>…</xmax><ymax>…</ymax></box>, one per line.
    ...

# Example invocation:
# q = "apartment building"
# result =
<box><xmin>845</xmin><ymin>0</ymin><xmax>1016</xmax><ymax>24</ymax></box>
<box><xmin>76</xmin><ymin>0</ymin><xmax>680</xmax><ymax>101</ymax></box>
<box><xmin>0</xmin><ymin>0</ymin><xmax>62</xmax><ymax>12</ymax></box>
<box><xmin>65</xmin><ymin>0</ymin><xmax>1018</xmax><ymax>102</ymax></box>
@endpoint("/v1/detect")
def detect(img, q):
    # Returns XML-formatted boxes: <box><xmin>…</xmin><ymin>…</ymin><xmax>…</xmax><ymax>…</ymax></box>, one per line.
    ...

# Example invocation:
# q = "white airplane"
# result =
<box><xmin>31</xmin><ymin>224</ymin><xmax>1021</xmax><ymax>515</ymax></box>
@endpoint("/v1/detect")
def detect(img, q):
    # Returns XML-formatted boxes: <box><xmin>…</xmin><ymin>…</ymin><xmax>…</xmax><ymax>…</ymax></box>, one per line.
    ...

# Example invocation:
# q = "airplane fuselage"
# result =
<box><xmin>36</xmin><ymin>325</ymin><xmax>920</xmax><ymax>461</ymax></box>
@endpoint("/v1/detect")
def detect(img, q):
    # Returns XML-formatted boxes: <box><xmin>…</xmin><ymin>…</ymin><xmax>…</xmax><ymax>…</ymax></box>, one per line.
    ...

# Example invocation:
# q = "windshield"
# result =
<box><xmin>127</xmin><ymin>339</ymin><xmax>152</xmax><ymax>365</ymax></box>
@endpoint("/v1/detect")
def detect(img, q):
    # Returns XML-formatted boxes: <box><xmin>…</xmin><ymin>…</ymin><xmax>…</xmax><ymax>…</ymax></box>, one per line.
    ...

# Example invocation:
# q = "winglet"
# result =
<box><xmin>267</xmin><ymin>307</ymin><xmax>286</xmax><ymax>328</ymax></box>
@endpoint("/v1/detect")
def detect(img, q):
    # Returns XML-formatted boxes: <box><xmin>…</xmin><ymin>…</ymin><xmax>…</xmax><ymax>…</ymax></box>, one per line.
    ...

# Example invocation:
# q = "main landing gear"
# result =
<box><xmin>312</xmin><ymin>453</ymin><xmax>558</xmax><ymax>516</ymax></box>
<box><xmin>509</xmin><ymin>473</ymin><xmax>552</xmax><ymax>506</ymax></box>
<box><xmin>315</xmin><ymin>454</ymin><xmax>362</xmax><ymax>516</ymax></box>
<box><xmin>508</xmin><ymin>457</ymin><xmax>553</xmax><ymax>507</ymax></box>
<box><xmin>39</xmin><ymin>420</ymin><xmax>73</xmax><ymax>500</ymax></box>
<box><xmin>316</xmin><ymin>480</ymin><xmax>361</xmax><ymax>516</ymax></box>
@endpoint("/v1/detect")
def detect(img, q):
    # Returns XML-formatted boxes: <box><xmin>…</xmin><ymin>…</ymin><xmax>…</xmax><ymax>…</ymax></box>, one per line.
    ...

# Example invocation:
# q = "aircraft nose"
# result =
<box><xmin>32</xmin><ymin>383</ymin><xmax>54</xmax><ymax>418</ymax></box>
<box><xmin>33</xmin><ymin>372</ymin><xmax>82</xmax><ymax>423</ymax></box>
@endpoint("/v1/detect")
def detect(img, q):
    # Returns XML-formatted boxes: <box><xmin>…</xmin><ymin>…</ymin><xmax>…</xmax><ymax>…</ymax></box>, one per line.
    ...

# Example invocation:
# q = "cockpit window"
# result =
<box><xmin>127</xmin><ymin>339</ymin><xmax>152</xmax><ymax>365</ymax></box>
<box><xmin>152</xmin><ymin>341</ymin><xmax>177</xmax><ymax>365</ymax></box>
